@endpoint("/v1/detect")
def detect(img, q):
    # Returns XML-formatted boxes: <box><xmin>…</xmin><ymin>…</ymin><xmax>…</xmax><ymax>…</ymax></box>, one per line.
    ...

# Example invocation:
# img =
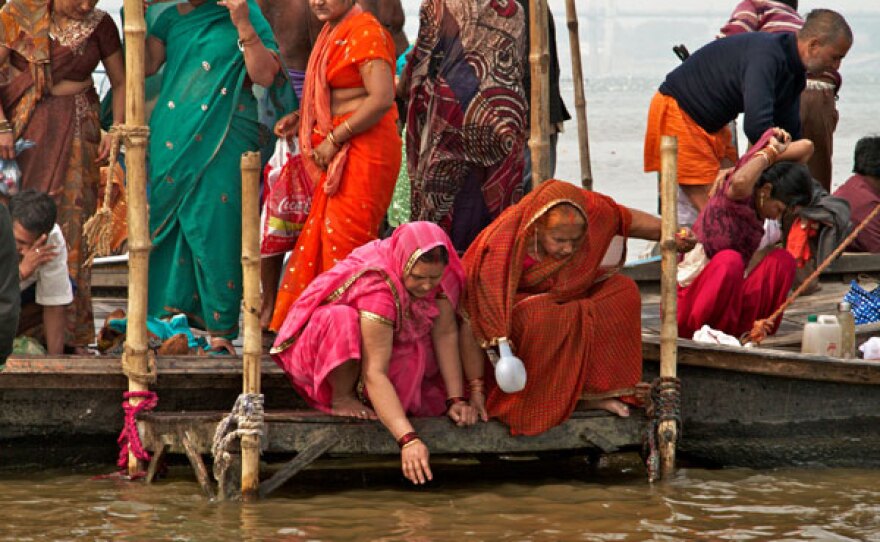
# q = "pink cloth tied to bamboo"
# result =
<box><xmin>271</xmin><ymin>222</ymin><xmax>464</xmax><ymax>416</ymax></box>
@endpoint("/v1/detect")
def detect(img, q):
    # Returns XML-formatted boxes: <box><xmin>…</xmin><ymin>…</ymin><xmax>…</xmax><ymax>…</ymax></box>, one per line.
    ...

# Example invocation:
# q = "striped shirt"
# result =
<box><xmin>717</xmin><ymin>0</ymin><xmax>841</xmax><ymax>91</ymax></box>
<box><xmin>718</xmin><ymin>0</ymin><xmax>803</xmax><ymax>37</ymax></box>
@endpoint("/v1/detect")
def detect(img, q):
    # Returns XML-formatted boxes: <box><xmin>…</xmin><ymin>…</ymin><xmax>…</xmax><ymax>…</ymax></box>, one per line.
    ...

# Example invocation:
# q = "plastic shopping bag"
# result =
<box><xmin>260</xmin><ymin>137</ymin><xmax>313</xmax><ymax>256</ymax></box>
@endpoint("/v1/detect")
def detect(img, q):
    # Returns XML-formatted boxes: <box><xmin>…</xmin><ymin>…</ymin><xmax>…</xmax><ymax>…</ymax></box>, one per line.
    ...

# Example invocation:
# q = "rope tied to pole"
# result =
<box><xmin>744</xmin><ymin>201</ymin><xmax>880</xmax><ymax>345</ymax></box>
<box><xmin>643</xmin><ymin>376</ymin><xmax>682</xmax><ymax>482</ymax></box>
<box><xmin>121</xmin><ymin>346</ymin><xmax>157</xmax><ymax>386</ymax></box>
<box><xmin>117</xmin><ymin>390</ymin><xmax>159</xmax><ymax>472</ymax></box>
<box><xmin>212</xmin><ymin>393</ymin><xmax>265</xmax><ymax>484</ymax></box>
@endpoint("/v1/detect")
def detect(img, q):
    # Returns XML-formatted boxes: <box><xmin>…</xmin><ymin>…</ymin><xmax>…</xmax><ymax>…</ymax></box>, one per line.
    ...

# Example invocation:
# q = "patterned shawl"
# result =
<box><xmin>0</xmin><ymin>0</ymin><xmax>51</xmax><ymax>138</ymax></box>
<box><xmin>405</xmin><ymin>0</ymin><xmax>527</xmax><ymax>224</ymax></box>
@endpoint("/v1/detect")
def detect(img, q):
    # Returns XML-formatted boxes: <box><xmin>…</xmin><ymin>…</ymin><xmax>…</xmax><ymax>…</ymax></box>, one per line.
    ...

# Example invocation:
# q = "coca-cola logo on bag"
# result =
<box><xmin>276</xmin><ymin>195</ymin><xmax>310</xmax><ymax>214</ymax></box>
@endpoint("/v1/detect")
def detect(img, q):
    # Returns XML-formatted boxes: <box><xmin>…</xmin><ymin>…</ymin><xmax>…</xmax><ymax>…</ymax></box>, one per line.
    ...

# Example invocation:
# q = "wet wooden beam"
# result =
<box><xmin>139</xmin><ymin>410</ymin><xmax>645</xmax><ymax>457</ymax></box>
<box><xmin>642</xmin><ymin>336</ymin><xmax>880</xmax><ymax>385</ymax></box>
<box><xmin>259</xmin><ymin>430</ymin><xmax>340</xmax><ymax>497</ymax></box>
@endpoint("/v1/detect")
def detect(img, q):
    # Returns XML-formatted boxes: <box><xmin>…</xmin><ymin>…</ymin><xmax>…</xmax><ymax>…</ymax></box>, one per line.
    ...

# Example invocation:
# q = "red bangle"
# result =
<box><xmin>397</xmin><ymin>431</ymin><xmax>419</xmax><ymax>448</ymax></box>
<box><xmin>445</xmin><ymin>396</ymin><xmax>466</xmax><ymax>409</ymax></box>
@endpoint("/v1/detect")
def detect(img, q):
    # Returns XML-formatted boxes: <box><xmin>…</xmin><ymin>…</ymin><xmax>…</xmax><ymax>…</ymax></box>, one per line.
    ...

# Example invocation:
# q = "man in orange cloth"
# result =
<box><xmin>644</xmin><ymin>9</ymin><xmax>852</xmax><ymax>223</ymax></box>
<box><xmin>459</xmin><ymin>180</ymin><xmax>694</xmax><ymax>436</ymax></box>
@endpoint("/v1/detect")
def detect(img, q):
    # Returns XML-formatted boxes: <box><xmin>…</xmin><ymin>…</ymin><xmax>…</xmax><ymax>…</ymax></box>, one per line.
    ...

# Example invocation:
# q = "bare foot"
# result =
<box><xmin>331</xmin><ymin>396</ymin><xmax>377</xmax><ymax>420</ymax></box>
<box><xmin>584</xmin><ymin>398</ymin><xmax>631</xmax><ymax>417</ymax></box>
<box><xmin>209</xmin><ymin>337</ymin><xmax>236</xmax><ymax>356</ymax></box>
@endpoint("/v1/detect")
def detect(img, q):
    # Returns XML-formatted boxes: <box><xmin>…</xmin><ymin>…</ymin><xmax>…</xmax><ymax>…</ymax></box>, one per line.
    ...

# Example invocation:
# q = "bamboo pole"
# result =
<box><xmin>528</xmin><ymin>0</ymin><xmax>552</xmax><ymax>189</ymax></box>
<box><xmin>240</xmin><ymin>151</ymin><xmax>262</xmax><ymax>501</ymax></box>
<box><xmin>121</xmin><ymin>0</ymin><xmax>151</xmax><ymax>477</ymax></box>
<box><xmin>658</xmin><ymin>135</ymin><xmax>679</xmax><ymax>478</ymax></box>
<box><xmin>564</xmin><ymin>0</ymin><xmax>593</xmax><ymax>190</ymax></box>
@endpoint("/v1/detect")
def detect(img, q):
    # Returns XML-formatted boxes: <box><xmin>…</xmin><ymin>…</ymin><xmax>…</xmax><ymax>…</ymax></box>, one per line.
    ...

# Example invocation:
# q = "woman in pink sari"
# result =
<box><xmin>271</xmin><ymin>221</ymin><xmax>477</xmax><ymax>485</ymax></box>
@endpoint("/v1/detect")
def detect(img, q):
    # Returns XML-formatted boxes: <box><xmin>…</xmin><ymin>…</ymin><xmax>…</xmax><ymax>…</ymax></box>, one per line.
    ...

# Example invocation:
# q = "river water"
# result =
<box><xmin>2</xmin><ymin>460</ymin><xmax>880</xmax><ymax>540</ymax></box>
<box><xmin>3</xmin><ymin>1</ymin><xmax>878</xmax><ymax>539</ymax></box>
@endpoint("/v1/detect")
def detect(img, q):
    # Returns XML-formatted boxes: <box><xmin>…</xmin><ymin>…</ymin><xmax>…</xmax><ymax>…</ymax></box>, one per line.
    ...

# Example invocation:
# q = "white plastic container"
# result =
<box><xmin>801</xmin><ymin>314</ymin><xmax>842</xmax><ymax>356</ymax></box>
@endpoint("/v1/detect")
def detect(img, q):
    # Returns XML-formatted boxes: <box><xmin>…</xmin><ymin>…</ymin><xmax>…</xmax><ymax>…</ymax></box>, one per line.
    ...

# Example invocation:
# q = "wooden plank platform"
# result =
<box><xmin>138</xmin><ymin>409</ymin><xmax>646</xmax><ymax>457</ymax></box>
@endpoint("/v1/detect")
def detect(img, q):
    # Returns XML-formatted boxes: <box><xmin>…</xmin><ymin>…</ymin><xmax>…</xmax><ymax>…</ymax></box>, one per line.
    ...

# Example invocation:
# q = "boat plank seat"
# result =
<box><xmin>137</xmin><ymin>409</ymin><xmax>646</xmax><ymax>496</ymax></box>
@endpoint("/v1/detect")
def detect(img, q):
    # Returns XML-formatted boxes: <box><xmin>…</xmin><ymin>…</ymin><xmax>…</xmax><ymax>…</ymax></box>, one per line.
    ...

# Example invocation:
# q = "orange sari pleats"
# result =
<box><xmin>488</xmin><ymin>275</ymin><xmax>642</xmax><ymax>436</ymax></box>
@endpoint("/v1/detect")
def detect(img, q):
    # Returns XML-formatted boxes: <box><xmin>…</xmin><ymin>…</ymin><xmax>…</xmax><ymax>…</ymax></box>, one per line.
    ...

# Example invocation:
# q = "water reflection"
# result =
<box><xmin>2</xmin><ymin>460</ymin><xmax>879</xmax><ymax>541</ymax></box>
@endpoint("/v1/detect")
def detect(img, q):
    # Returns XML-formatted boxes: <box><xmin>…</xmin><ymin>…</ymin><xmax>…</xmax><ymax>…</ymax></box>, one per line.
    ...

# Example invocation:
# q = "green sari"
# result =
<box><xmin>147</xmin><ymin>0</ymin><xmax>296</xmax><ymax>338</ymax></box>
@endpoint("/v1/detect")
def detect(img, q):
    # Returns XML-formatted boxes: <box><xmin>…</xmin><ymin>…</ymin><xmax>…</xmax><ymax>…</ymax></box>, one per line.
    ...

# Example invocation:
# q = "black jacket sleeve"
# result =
<box><xmin>0</xmin><ymin>205</ymin><xmax>20</xmax><ymax>364</ymax></box>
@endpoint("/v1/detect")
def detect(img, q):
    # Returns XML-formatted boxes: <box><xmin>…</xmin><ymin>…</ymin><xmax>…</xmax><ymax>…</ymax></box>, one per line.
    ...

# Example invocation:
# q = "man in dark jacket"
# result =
<box><xmin>0</xmin><ymin>203</ymin><xmax>21</xmax><ymax>364</ymax></box>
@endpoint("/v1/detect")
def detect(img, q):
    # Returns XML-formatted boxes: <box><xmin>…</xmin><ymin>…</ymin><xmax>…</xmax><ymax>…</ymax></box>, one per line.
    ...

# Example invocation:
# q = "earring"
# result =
<box><xmin>759</xmin><ymin>193</ymin><xmax>765</xmax><ymax>208</ymax></box>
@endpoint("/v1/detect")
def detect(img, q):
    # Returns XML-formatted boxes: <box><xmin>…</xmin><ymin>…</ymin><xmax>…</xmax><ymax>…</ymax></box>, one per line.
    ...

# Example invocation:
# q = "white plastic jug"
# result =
<box><xmin>801</xmin><ymin>314</ymin><xmax>841</xmax><ymax>356</ymax></box>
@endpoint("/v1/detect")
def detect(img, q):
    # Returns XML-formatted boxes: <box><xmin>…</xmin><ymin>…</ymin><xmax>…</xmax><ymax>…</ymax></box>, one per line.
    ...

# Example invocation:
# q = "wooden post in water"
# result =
<box><xmin>240</xmin><ymin>152</ymin><xmax>262</xmax><ymax>501</ymax></box>
<box><xmin>121</xmin><ymin>0</ymin><xmax>151</xmax><ymax>477</ymax></box>
<box><xmin>528</xmin><ymin>0</ymin><xmax>552</xmax><ymax>189</ymax></box>
<box><xmin>564</xmin><ymin>0</ymin><xmax>593</xmax><ymax>190</ymax></box>
<box><xmin>658</xmin><ymin>135</ymin><xmax>679</xmax><ymax>478</ymax></box>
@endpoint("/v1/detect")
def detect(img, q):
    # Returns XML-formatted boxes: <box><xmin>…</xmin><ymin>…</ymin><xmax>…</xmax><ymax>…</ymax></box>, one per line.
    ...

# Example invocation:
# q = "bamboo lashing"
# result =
<box><xmin>121</xmin><ymin>0</ymin><xmax>151</xmax><ymax>478</ymax></box>
<box><xmin>240</xmin><ymin>151</ymin><xmax>263</xmax><ymax>501</ymax></box>
<box><xmin>82</xmin><ymin>127</ymin><xmax>122</xmax><ymax>266</ymax></box>
<box><xmin>746</xmin><ymin>201</ymin><xmax>880</xmax><ymax>345</ymax></box>
<box><xmin>564</xmin><ymin>0</ymin><xmax>593</xmax><ymax>190</ymax></box>
<box><xmin>657</xmin><ymin>135</ymin><xmax>680</xmax><ymax>480</ymax></box>
<box><xmin>528</xmin><ymin>0</ymin><xmax>552</xmax><ymax>189</ymax></box>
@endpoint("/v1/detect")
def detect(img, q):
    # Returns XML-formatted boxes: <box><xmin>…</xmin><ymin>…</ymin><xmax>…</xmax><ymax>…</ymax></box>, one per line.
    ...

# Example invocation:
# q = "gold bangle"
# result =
<box><xmin>342</xmin><ymin>119</ymin><xmax>354</xmax><ymax>138</ymax></box>
<box><xmin>0</xmin><ymin>119</ymin><xmax>12</xmax><ymax>131</ymax></box>
<box><xmin>401</xmin><ymin>438</ymin><xmax>421</xmax><ymax>451</ymax></box>
<box><xmin>326</xmin><ymin>130</ymin><xmax>341</xmax><ymax>148</ymax></box>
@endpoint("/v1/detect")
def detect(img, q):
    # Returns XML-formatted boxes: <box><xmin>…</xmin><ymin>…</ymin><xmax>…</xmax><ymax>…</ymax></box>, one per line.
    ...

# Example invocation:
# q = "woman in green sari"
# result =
<box><xmin>145</xmin><ymin>0</ymin><xmax>296</xmax><ymax>353</ymax></box>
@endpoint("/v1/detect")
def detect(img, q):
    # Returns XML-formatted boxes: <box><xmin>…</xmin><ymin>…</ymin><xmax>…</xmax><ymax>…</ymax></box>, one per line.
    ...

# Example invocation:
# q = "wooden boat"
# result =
<box><xmin>642</xmin><ymin>336</ymin><xmax>880</xmax><ymax>468</ymax></box>
<box><xmin>623</xmin><ymin>251</ymin><xmax>880</xmax><ymax>289</ymax></box>
<box><xmin>0</xmin><ymin>354</ymin><xmax>645</xmax><ymax>475</ymax></box>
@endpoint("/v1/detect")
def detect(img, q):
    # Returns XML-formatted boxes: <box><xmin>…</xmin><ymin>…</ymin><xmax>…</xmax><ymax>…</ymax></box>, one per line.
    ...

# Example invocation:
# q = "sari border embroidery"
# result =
<box><xmin>404</xmin><ymin>248</ymin><xmax>424</xmax><ymax>276</ymax></box>
<box><xmin>51</xmin><ymin>9</ymin><xmax>105</xmax><ymax>55</ymax></box>
<box><xmin>523</xmin><ymin>198</ymin><xmax>587</xmax><ymax>232</ymax></box>
<box><xmin>359</xmin><ymin>310</ymin><xmax>393</xmax><ymax>326</ymax></box>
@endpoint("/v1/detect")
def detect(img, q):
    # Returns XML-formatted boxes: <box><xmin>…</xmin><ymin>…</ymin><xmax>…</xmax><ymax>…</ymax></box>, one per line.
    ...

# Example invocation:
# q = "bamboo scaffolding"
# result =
<box><xmin>239</xmin><ymin>151</ymin><xmax>262</xmax><ymax>501</ymax></box>
<box><xmin>528</xmin><ymin>0</ymin><xmax>552</xmax><ymax>189</ymax></box>
<box><xmin>658</xmin><ymin>135</ymin><xmax>679</xmax><ymax>478</ymax></box>
<box><xmin>121</xmin><ymin>0</ymin><xmax>151</xmax><ymax>477</ymax></box>
<box><xmin>564</xmin><ymin>0</ymin><xmax>593</xmax><ymax>189</ymax></box>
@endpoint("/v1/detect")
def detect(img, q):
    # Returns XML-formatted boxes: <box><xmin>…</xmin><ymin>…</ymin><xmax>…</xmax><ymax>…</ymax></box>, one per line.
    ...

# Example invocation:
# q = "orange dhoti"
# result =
<box><xmin>644</xmin><ymin>91</ymin><xmax>738</xmax><ymax>186</ymax></box>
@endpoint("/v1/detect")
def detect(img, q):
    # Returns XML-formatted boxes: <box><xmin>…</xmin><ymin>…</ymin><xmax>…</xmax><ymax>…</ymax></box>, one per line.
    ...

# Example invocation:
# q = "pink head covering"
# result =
<box><xmin>273</xmin><ymin>221</ymin><xmax>464</xmax><ymax>350</ymax></box>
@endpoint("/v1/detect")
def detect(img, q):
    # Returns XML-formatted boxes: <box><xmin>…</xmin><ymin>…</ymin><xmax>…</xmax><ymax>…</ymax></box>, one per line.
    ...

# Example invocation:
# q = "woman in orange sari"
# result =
<box><xmin>460</xmin><ymin>180</ymin><xmax>693</xmax><ymax>435</ymax></box>
<box><xmin>270</xmin><ymin>0</ymin><xmax>400</xmax><ymax>330</ymax></box>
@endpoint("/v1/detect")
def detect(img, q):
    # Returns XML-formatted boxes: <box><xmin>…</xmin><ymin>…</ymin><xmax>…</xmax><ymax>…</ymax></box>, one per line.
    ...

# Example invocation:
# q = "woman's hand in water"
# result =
<box><xmin>401</xmin><ymin>439</ymin><xmax>432</xmax><ymax>485</ymax></box>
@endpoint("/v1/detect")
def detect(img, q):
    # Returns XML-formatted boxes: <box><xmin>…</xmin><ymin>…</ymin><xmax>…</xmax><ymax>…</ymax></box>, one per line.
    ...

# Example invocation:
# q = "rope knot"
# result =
<box><xmin>117</xmin><ymin>390</ymin><xmax>159</xmax><ymax>473</ymax></box>
<box><xmin>642</xmin><ymin>376</ymin><xmax>682</xmax><ymax>482</ymax></box>
<box><xmin>211</xmin><ymin>393</ymin><xmax>265</xmax><ymax>483</ymax></box>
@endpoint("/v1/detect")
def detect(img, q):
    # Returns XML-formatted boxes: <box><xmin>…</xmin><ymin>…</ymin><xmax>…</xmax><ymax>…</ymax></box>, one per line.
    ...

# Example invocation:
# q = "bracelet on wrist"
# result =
<box><xmin>401</xmin><ymin>438</ymin><xmax>421</xmax><ymax>451</ymax></box>
<box><xmin>326</xmin><ymin>130</ymin><xmax>342</xmax><ymax>148</ymax></box>
<box><xmin>342</xmin><ymin>119</ymin><xmax>355</xmax><ymax>138</ymax></box>
<box><xmin>397</xmin><ymin>431</ymin><xmax>420</xmax><ymax>448</ymax></box>
<box><xmin>468</xmin><ymin>378</ymin><xmax>485</xmax><ymax>395</ymax></box>
<box><xmin>237</xmin><ymin>35</ymin><xmax>260</xmax><ymax>51</ymax></box>
<box><xmin>445</xmin><ymin>396</ymin><xmax>466</xmax><ymax>410</ymax></box>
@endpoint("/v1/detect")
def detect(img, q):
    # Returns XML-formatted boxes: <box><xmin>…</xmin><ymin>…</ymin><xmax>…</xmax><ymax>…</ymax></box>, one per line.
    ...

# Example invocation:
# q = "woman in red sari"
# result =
<box><xmin>270</xmin><ymin>0</ymin><xmax>400</xmax><ymax>331</ymax></box>
<box><xmin>0</xmin><ymin>0</ymin><xmax>125</xmax><ymax>351</ymax></box>
<box><xmin>678</xmin><ymin>128</ymin><xmax>814</xmax><ymax>339</ymax></box>
<box><xmin>460</xmin><ymin>180</ymin><xmax>693</xmax><ymax>436</ymax></box>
